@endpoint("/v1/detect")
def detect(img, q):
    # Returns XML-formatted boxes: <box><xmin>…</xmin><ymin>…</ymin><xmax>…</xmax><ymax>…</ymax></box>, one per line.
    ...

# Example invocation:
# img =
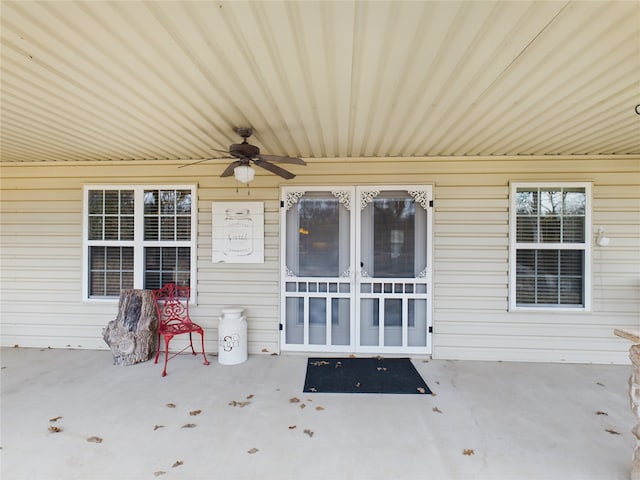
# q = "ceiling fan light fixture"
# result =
<box><xmin>234</xmin><ymin>165</ymin><xmax>255</xmax><ymax>183</ymax></box>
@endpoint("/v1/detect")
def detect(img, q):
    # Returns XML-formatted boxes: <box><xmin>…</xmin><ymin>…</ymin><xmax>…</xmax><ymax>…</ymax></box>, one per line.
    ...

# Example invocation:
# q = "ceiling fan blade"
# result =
<box><xmin>257</xmin><ymin>154</ymin><xmax>306</xmax><ymax>165</ymax></box>
<box><xmin>254</xmin><ymin>159</ymin><xmax>295</xmax><ymax>179</ymax></box>
<box><xmin>220</xmin><ymin>160</ymin><xmax>243</xmax><ymax>177</ymax></box>
<box><xmin>178</xmin><ymin>157</ymin><xmax>217</xmax><ymax>168</ymax></box>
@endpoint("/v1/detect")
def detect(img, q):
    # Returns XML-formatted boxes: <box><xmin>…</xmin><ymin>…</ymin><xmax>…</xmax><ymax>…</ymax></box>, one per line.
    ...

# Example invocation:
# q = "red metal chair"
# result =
<box><xmin>152</xmin><ymin>283</ymin><xmax>209</xmax><ymax>376</ymax></box>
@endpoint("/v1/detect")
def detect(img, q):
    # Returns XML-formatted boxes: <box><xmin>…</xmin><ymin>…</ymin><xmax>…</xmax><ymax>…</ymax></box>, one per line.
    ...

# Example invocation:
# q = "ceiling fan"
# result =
<box><xmin>180</xmin><ymin>127</ymin><xmax>306</xmax><ymax>182</ymax></box>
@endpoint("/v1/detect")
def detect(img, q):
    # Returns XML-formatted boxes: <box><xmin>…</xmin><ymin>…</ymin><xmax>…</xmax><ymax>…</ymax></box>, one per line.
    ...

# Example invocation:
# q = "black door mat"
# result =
<box><xmin>303</xmin><ymin>357</ymin><xmax>431</xmax><ymax>394</ymax></box>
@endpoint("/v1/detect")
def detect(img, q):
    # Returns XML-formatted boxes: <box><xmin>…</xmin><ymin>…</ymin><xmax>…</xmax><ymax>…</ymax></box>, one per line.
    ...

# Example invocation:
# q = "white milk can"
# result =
<box><xmin>218</xmin><ymin>307</ymin><xmax>248</xmax><ymax>365</ymax></box>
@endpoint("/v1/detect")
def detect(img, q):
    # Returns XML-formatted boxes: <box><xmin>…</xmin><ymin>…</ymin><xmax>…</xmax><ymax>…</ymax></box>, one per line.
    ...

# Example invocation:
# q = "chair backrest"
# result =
<box><xmin>152</xmin><ymin>283</ymin><xmax>192</xmax><ymax>328</ymax></box>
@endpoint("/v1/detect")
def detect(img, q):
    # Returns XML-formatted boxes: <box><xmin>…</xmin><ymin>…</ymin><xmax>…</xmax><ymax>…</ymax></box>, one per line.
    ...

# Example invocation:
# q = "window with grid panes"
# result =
<box><xmin>84</xmin><ymin>186</ymin><xmax>196</xmax><ymax>299</ymax></box>
<box><xmin>510</xmin><ymin>183</ymin><xmax>591</xmax><ymax>310</ymax></box>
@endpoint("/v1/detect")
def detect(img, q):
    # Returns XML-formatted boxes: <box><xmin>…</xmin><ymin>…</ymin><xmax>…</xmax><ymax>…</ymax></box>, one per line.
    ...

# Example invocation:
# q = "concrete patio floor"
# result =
<box><xmin>0</xmin><ymin>347</ymin><xmax>634</xmax><ymax>480</ymax></box>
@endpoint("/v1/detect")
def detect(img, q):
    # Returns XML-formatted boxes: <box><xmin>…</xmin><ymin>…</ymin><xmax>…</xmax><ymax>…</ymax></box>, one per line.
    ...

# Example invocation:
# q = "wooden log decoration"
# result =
<box><xmin>103</xmin><ymin>289</ymin><xmax>159</xmax><ymax>366</ymax></box>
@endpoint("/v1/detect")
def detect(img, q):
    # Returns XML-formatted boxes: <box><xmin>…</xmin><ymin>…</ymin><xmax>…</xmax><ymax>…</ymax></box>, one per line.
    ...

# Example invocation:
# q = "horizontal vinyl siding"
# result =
<box><xmin>1</xmin><ymin>156</ymin><xmax>639</xmax><ymax>364</ymax></box>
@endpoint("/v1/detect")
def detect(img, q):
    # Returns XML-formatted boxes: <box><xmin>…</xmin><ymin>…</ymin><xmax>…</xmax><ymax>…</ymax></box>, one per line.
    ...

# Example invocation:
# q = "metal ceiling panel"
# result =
<box><xmin>1</xmin><ymin>0</ymin><xmax>638</xmax><ymax>163</ymax></box>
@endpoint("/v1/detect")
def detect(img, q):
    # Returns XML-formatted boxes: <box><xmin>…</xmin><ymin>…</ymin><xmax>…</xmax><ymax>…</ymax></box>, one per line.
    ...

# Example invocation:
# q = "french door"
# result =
<box><xmin>280</xmin><ymin>186</ymin><xmax>432</xmax><ymax>354</ymax></box>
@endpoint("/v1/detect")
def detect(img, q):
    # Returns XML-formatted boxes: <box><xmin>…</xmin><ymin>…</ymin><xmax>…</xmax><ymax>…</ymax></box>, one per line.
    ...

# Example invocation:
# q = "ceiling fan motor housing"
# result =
<box><xmin>230</xmin><ymin>142</ymin><xmax>259</xmax><ymax>159</ymax></box>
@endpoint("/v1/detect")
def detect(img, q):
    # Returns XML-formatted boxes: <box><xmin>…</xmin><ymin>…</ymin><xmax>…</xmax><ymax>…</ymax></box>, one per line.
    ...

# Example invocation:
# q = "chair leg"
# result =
<box><xmin>161</xmin><ymin>335</ymin><xmax>171</xmax><ymax>377</ymax></box>
<box><xmin>200</xmin><ymin>332</ymin><xmax>210</xmax><ymax>366</ymax></box>
<box><xmin>154</xmin><ymin>331</ymin><xmax>161</xmax><ymax>364</ymax></box>
<box><xmin>188</xmin><ymin>332</ymin><xmax>197</xmax><ymax>355</ymax></box>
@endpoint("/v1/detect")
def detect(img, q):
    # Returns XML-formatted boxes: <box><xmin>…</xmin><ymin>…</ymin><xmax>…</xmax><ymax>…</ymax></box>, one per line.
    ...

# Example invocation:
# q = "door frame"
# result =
<box><xmin>279</xmin><ymin>185</ymin><xmax>433</xmax><ymax>354</ymax></box>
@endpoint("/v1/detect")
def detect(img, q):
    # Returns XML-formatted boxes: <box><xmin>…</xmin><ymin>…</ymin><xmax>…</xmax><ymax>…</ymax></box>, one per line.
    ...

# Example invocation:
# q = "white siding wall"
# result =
<box><xmin>1</xmin><ymin>156</ymin><xmax>638</xmax><ymax>363</ymax></box>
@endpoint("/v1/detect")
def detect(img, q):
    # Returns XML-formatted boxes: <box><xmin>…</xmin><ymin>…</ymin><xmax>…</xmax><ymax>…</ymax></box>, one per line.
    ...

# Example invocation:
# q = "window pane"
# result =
<box><xmin>516</xmin><ymin>217</ymin><xmax>537</xmax><ymax>242</ymax></box>
<box><xmin>90</xmin><ymin>246</ymin><xmax>105</xmax><ymax>269</ymax></box>
<box><xmin>120</xmin><ymin>191</ymin><xmax>134</xmax><ymax>215</ymax></box>
<box><xmin>537</xmin><ymin>275</ymin><xmax>558</xmax><ymax>304</ymax></box>
<box><xmin>177</xmin><ymin>247</ymin><xmax>190</xmax><ymax>270</ymax></box>
<box><xmin>560</xmin><ymin>251</ymin><xmax>583</xmax><ymax>304</ymax></box>
<box><xmin>144</xmin><ymin>217</ymin><xmax>159</xmax><ymax>241</ymax></box>
<box><xmin>88</xmin><ymin>246</ymin><xmax>133</xmax><ymax>297</ymax></box>
<box><xmin>106</xmin><ymin>247</ymin><xmax>121</xmax><ymax>269</ymax></box>
<box><xmin>104</xmin><ymin>191</ymin><xmax>119</xmax><ymax>214</ymax></box>
<box><xmin>144</xmin><ymin>190</ymin><xmax>158</xmax><ymax>214</ymax></box>
<box><xmin>176</xmin><ymin>217</ymin><xmax>191</xmax><ymax>240</ymax></box>
<box><xmin>88</xmin><ymin>217</ymin><xmax>103</xmax><ymax>240</ymax></box>
<box><xmin>104</xmin><ymin>216</ymin><xmax>119</xmax><ymax>240</ymax></box>
<box><xmin>563</xmin><ymin>216</ymin><xmax>584</xmax><ymax>243</ymax></box>
<box><xmin>144</xmin><ymin>247</ymin><xmax>190</xmax><ymax>289</ymax></box>
<box><xmin>88</xmin><ymin>191</ymin><xmax>103</xmax><ymax>214</ymax></box>
<box><xmin>161</xmin><ymin>216</ymin><xmax>175</xmax><ymax>240</ymax></box>
<box><xmin>540</xmin><ymin>215</ymin><xmax>560</xmax><ymax>242</ymax></box>
<box><xmin>516</xmin><ymin>190</ymin><xmax>538</xmax><ymax>215</ymax></box>
<box><xmin>160</xmin><ymin>190</ymin><xmax>176</xmax><ymax>214</ymax></box>
<box><xmin>121</xmin><ymin>216</ymin><xmax>134</xmax><ymax>241</ymax></box>
<box><xmin>176</xmin><ymin>190</ymin><xmax>192</xmax><ymax>214</ymax></box>
<box><xmin>563</xmin><ymin>189</ymin><xmax>585</xmax><ymax>215</ymax></box>
<box><xmin>515</xmin><ymin>249</ymin><xmax>584</xmax><ymax>307</ymax></box>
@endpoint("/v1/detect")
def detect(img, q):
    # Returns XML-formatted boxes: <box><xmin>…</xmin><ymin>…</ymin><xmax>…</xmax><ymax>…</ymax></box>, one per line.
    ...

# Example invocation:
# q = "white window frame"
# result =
<box><xmin>509</xmin><ymin>181</ymin><xmax>592</xmax><ymax>312</ymax></box>
<box><xmin>82</xmin><ymin>185</ymin><xmax>198</xmax><ymax>302</ymax></box>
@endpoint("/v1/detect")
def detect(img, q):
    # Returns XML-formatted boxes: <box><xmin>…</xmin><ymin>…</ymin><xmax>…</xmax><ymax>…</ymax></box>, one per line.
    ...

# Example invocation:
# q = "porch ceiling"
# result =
<box><xmin>1</xmin><ymin>1</ymin><xmax>639</xmax><ymax>166</ymax></box>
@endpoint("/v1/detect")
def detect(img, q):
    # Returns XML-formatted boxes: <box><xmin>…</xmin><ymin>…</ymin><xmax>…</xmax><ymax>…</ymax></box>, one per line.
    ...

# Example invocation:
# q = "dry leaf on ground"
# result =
<box><xmin>463</xmin><ymin>449</ymin><xmax>475</xmax><ymax>456</ymax></box>
<box><xmin>166</xmin><ymin>403</ymin><xmax>176</xmax><ymax>408</ymax></box>
<box><xmin>181</xmin><ymin>423</ymin><xmax>196</xmax><ymax>429</ymax></box>
<box><xmin>288</xmin><ymin>425</ymin><xmax>297</xmax><ymax>430</ymax></box>
<box><xmin>247</xmin><ymin>448</ymin><xmax>259</xmax><ymax>454</ymax></box>
<box><xmin>153</xmin><ymin>425</ymin><xmax>165</xmax><ymax>431</ymax></box>
<box><xmin>289</xmin><ymin>397</ymin><xmax>300</xmax><ymax>403</ymax></box>
<box><xmin>300</xmin><ymin>403</ymin><xmax>306</xmax><ymax>409</ymax></box>
<box><xmin>48</xmin><ymin>425</ymin><xmax>62</xmax><ymax>433</ymax></box>
<box><xmin>315</xmin><ymin>406</ymin><xmax>325</xmax><ymax>411</ymax></box>
<box><xmin>303</xmin><ymin>429</ymin><xmax>314</xmax><ymax>437</ymax></box>
<box><xmin>246</xmin><ymin>394</ymin><xmax>255</xmax><ymax>399</ymax></box>
<box><xmin>189</xmin><ymin>410</ymin><xmax>202</xmax><ymax>416</ymax></box>
<box><xmin>49</xmin><ymin>416</ymin><xmax>62</xmax><ymax>422</ymax></box>
<box><xmin>228</xmin><ymin>400</ymin><xmax>251</xmax><ymax>408</ymax></box>
<box><xmin>153</xmin><ymin>471</ymin><xmax>166</xmax><ymax>477</ymax></box>
<box><xmin>596</xmin><ymin>411</ymin><xmax>608</xmax><ymax>416</ymax></box>
<box><xmin>432</xmin><ymin>407</ymin><xmax>442</xmax><ymax>413</ymax></box>
<box><xmin>261</xmin><ymin>348</ymin><xmax>269</xmax><ymax>353</ymax></box>
<box><xmin>172</xmin><ymin>460</ymin><xmax>183</xmax><ymax>468</ymax></box>
<box><xmin>605</xmin><ymin>429</ymin><xmax>621</xmax><ymax>435</ymax></box>
<box><xmin>87</xmin><ymin>436</ymin><xmax>103</xmax><ymax>443</ymax></box>
<box><xmin>417</xmin><ymin>387</ymin><xmax>426</xmax><ymax>394</ymax></box>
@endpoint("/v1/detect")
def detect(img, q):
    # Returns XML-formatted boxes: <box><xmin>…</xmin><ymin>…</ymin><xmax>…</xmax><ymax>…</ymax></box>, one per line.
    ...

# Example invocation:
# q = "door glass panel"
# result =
<box><xmin>285</xmin><ymin>298</ymin><xmax>304</xmax><ymax>344</ymax></box>
<box><xmin>331</xmin><ymin>298</ymin><xmax>350</xmax><ymax>345</ymax></box>
<box><xmin>286</xmin><ymin>192</ymin><xmax>350</xmax><ymax>277</ymax></box>
<box><xmin>309</xmin><ymin>298</ymin><xmax>326</xmax><ymax>345</ymax></box>
<box><xmin>408</xmin><ymin>299</ymin><xmax>427</xmax><ymax>347</ymax></box>
<box><xmin>383</xmin><ymin>299</ymin><xmax>402</xmax><ymax>346</ymax></box>
<box><xmin>360</xmin><ymin>298</ymin><xmax>379</xmax><ymax>346</ymax></box>
<box><xmin>360</xmin><ymin>191</ymin><xmax>427</xmax><ymax>278</ymax></box>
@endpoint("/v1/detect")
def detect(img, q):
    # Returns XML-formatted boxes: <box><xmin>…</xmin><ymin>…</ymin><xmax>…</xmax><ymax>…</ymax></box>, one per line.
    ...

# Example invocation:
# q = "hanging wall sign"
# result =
<box><xmin>212</xmin><ymin>201</ymin><xmax>264</xmax><ymax>263</ymax></box>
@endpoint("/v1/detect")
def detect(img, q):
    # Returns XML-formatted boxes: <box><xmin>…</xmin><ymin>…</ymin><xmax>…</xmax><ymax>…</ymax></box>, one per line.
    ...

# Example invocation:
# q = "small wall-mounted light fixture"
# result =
<box><xmin>596</xmin><ymin>226</ymin><xmax>610</xmax><ymax>247</ymax></box>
